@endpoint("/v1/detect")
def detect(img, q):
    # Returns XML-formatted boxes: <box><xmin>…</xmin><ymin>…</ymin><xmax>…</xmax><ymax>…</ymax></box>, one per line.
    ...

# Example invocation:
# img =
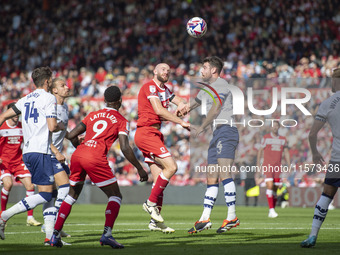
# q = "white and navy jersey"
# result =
<box><xmin>51</xmin><ymin>103</ymin><xmax>68</xmax><ymax>157</ymax></box>
<box><xmin>196</xmin><ymin>77</ymin><xmax>235</xmax><ymax>123</ymax></box>
<box><xmin>13</xmin><ymin>89</ymin><xmax>57</xmax><ymax>155</ymax></box>
<box><xmin>315</xmin><ymin>90</ymin><xmax>340</xmax><ymax>161</ymax></box>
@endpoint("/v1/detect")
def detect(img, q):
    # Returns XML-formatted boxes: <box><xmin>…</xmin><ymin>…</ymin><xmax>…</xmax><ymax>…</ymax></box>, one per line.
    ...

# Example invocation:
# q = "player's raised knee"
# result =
<box><xmin>167</xmin><ymin>161</ymin><xmax>178</xmax><ymax>175</ymax></box>
<box><xmin>39</xmin><ymin>192</ymin><xmax>53</xmax><ymax>202</ymax></box>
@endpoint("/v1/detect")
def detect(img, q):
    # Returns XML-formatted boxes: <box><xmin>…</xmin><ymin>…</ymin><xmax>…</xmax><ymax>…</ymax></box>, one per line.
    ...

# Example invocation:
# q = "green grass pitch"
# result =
<box><xmin>1</xmin><ymin>204</ymin><xmax>340</xmax><ymax>255</ymax></box>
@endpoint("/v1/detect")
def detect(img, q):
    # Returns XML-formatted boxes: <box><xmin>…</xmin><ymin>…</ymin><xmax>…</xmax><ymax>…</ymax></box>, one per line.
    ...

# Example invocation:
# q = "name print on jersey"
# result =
<box><xmin>90</xmin><ymin>112</ymin><xmax>117</xmax><ymax>124</ymax></box>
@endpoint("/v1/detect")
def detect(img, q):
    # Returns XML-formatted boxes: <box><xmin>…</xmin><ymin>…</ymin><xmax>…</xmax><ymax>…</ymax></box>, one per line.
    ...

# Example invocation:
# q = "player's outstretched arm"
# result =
<box><xmin>176</xmin><ymin>100</ymin><xmax>200</xmax><ymax>117</ymax></box>
<box><xmin>171</xmin><ymin>96</ymin><xmax>189</xmax><ymax>117</ymax></box>
<box><xmin>309</xmin><ymin>119</ymin><xmax>326</xmax><ymax>165</ymax></box>
<box><xmin>149</xmin><ymin>97</ymin><xmax>190</xmax><ymax>130</ymax></box>
<box><xmin>0</xmin><ymin>108</ymin><xmax>17</xmax><ymax>127</ymax></box>
<box><xmin>118</xmin><ymin>134</ymin><xmax>148</xmax><ymax>182</ymax></box>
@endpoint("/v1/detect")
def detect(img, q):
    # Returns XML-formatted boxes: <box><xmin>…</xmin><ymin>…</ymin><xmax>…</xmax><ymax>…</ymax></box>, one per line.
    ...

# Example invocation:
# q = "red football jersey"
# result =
<box><xmin>73</xmin><ymin>107</ymin><xmax>129</xmax><ymax>159</ymax></box>
<box><xmin>0</xmin><ymin>121</ymin><xmax>24</xmax><ymax>166</ymax></box>
<box><xmin>261</xmin><ymin>133</ymin><xmax>287</xmax><ymax>166</ymax></box>
<box><xmin>137</xmin><ymin>80</ymin><xmax>174</xmax><ymax>127</ymax></box>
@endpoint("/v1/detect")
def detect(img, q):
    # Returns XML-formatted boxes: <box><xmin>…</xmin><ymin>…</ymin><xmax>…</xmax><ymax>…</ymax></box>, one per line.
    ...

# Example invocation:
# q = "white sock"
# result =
<box><xmin>147</xmin><ymin>200</ymin><xmax>157</xmax><ymax>206</ymax></box>
<box><xmin>104</xmin><ymin>226</ymin><xmax>112</xmax><ymax>237</ymax></box>
<box><xmin>222</xmin><ymin>178</ymin><xmax>236</xmax><ymax>221</ymax></box>
<box><xmin>43</xmin><ymin>190</ymin><xmax>57</xmax><ymax>211</ymax></box>
<box><xmin>199</xmin><ymin>184</ymin><xmax>218</xmax><ymax>221</ymax></box>
<box><xmin>55</xmin><ymin>184</ymin><xmax>70</xmax><ymax>210</ymax></box>
<box><xmin>43</xmin><ymin>207</ymin><xmax>58</xmax><ymax>240</ymax></box>
<box><xmin>1</xmin><ymin>194</ymin><xmax>48</xmax><ymax>221</ymax></box>
<box><xmin>310</xmin><ymin>193</ymin><xmax>332</xmax><ymax>237</ymax></box>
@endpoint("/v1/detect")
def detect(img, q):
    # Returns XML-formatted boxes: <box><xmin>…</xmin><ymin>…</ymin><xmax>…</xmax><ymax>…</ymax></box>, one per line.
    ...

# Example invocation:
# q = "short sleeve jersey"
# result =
<box><xmin>137</xmin><ymin>80</ymin><xmax>174</xmax><ymax>127</ymax></box>
<box><xmin>195</xmin><ymin>77</ymin><xmax>235</xmax><ymax>123</ymax></box>
<box><xmin>261</xmin><ymin>133</ymin><xmax>287</xmax><ymax>166</ymax></box>
<box><xmin>0</xmin><ymin>121</ymin><xmax>23</xmax><ymax>166</ymax></box>
<box><xmin>74</xmin><ymin>107</ymin><xmax>129</xmax><ymax>159</ymax></box>
<box><xmin>52</xmin><ymin>103</ymin><xmax>69</xmax><ymax>155</ymax></box>
<box><xmin>315</xmin><ymin>91</ymin><xmax>340</xmax><ymax>161</ymax></box>
<box><xmin>14</xmin><ymin>89</ymin><xmax>57</xmax><ymax>154</ymax></box>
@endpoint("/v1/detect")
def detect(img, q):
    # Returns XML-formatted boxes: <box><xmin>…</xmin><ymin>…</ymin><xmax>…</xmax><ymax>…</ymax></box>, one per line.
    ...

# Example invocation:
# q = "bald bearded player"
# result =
<box><xmin>135</xmin><ymin>63</ymin><xmax>190</xmax><ymax>233</ymax></box>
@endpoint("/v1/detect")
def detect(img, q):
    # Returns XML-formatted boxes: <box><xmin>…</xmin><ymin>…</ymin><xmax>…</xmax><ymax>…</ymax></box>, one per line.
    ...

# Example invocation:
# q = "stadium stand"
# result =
<box><xmin>0</xmin><ymin>0</ymin><xmax>339</xmax><ymax>187</ymax></box>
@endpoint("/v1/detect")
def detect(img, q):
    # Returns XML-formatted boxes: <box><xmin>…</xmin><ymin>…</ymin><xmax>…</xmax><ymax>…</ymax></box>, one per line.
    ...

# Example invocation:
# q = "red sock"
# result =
<box><xmin>157</xmin><ymin>191</ymin><xmax>164</xmax><ymax>213</ymax></box>
<box><xmin>26</xmin><ymin>190</ymin><xmax>35</xmax><ymax>217</ymax></box>
<box><xmin>1</xmin><ymin>188</ymin><xmax>9</xmax><ymax>211</ymax></box>
<box><xmin>273</xmin><ymin>195</ymin><xmax>277</xmax><ymax>208</ymax></box>
<box><xmin>266</xmin><ymin>189</ymin><xmax>274</xmax><ymax>209</ymax></box>
<box><xmin>105</xmin><ymin>197</ymin><xmax>121</xmax><ymax>228</ymax></box>
<box><xmin>54</xmin><ymin>201</ymin><xmax>73</xmax><ymax>231</ymax></box>
<box><xmin>148</xmin><ymin>173</ymin><xmax>169</xmax><ymax>204</ymax></box>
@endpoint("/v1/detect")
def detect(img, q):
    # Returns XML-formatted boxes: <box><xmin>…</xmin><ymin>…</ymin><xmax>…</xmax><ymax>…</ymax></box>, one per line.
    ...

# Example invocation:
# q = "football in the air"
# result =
<box><xmin>186</xmin><ymin>17</ymin><xmax>207</xmax><ymax>38</ymax></box>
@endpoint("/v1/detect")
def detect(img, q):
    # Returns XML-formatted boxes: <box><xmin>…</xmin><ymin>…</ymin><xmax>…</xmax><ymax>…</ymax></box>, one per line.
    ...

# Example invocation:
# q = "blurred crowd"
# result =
<box><xmin>0</xmin><ymin>0</ymin><xmax>340</xmax><ymax>187</ymax></box>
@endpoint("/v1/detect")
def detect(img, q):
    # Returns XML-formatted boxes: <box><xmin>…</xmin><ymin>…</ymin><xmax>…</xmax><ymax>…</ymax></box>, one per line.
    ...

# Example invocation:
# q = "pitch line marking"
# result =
<box><xmin>5</xmin><ymin>227</ymin><xmax>340</xmax><ymax>235</ymax></box>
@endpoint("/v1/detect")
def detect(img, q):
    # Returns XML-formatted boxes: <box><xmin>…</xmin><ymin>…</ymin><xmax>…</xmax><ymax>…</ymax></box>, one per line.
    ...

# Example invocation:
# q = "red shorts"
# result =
<box><xmin>134</xmin><ymin>126</ymin><xmax>171</xmax><ymax>164</ymax></box>
<box><xmin>262</xmin><ymin>163</ymin><xmax>282</xmax><ymax>183</ymax></box>
<box><xmin>0</xmin><ymin>161</ymin><xmax>31</xmax><ymax>182</ymax></box>
<box><xmin>69</xmin><ymin>154</ymin><xmax>116</xmax><ymax>187</ymax></box>
<box><xmin>264</xmin><ymin>171</ymin><xmax>282</xmax><ymax>185</ymax></box>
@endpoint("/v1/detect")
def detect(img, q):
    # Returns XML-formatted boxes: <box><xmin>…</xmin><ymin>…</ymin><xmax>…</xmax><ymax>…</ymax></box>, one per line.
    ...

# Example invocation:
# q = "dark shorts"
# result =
<box><xmin>23</xmin><ymin>153</ymin><xmax>54</xmax><ymax>185</ymax></box>
<box><xmin>208</xmin><ymin>125</ymin><xmax>239</xmax><ymax>164</ymax></box>
<box><xmin>51</xmin><ymin>157</ymin><xmax>70</xmax><ymax>175</ymax></box>
<box><xmin>324</xmin><ymin>161</ymin><xmax>340</xmax><ymax>187</ymax></box>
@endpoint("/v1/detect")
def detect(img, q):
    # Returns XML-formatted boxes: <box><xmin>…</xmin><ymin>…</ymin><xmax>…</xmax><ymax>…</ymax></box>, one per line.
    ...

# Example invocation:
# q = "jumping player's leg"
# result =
<box><xmin>201</xmin><ymin>166</ymin><xmax>219</xmax><ymax>222</ymax></box>
<box><xmin>146</xmin><ymin>162</ymin><xmax>175</xmax><ymax>233</ymax></box>
<box><xmin>219</xmin><ymin>158</ymin><xmax>237</xmax><ymax>220</ymax></box>
<box><xmin>189</xmin><ymin>129</ymin><xmax>221</xmax><ymax>234</ymax></box>
<box><xmin>149</xmin><ymin>163</ymin><xmax>163</xmax><ymax>212</ymax></box>
<box><xmin>216</xmin><ymin>158</ymin><xmax>240</xmax><ymax>233</ymax></box>
<box><xmin>135</xmin><ymin>127</ymin><xmax>175</xmax><ymax>223</ymax></box>
<box><xmin>143</xmin><ymin>156</ymin><xmax>177</xmax><ymax>223</ymax></box>
<box><xmin>187</xmin><ymin>165</ymin><xmax>218</xmax><ymax>234</ymax></box>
